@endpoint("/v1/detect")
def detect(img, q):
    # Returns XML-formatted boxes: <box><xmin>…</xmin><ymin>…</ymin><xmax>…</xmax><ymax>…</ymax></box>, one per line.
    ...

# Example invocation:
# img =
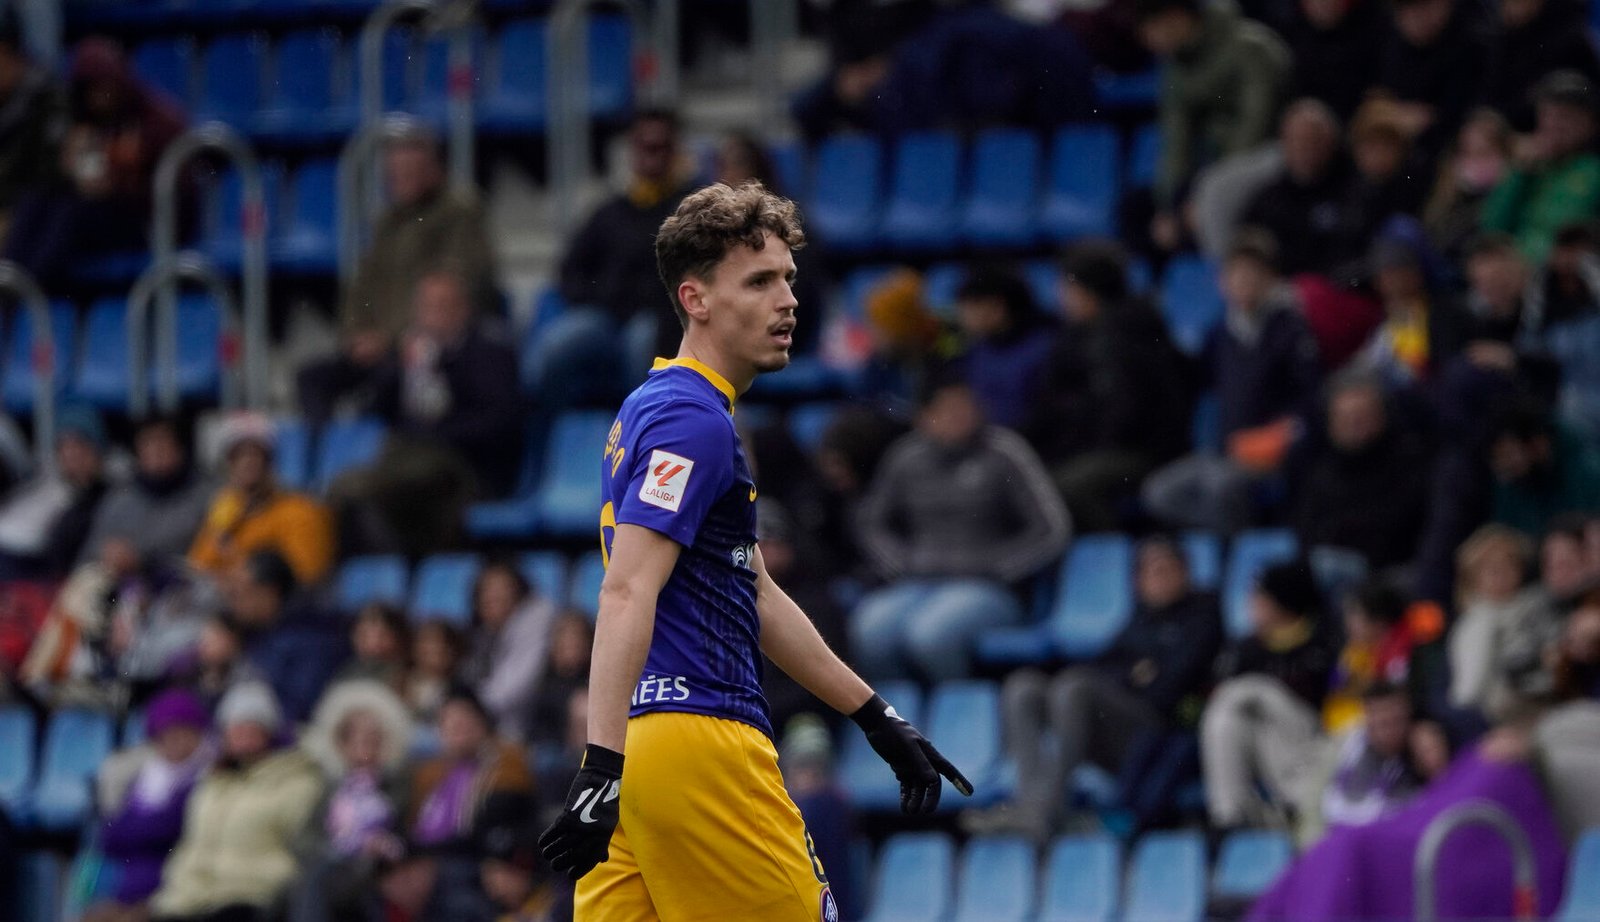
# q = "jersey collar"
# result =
<box><xmin>651</xmin><ymin>357</ymin><xmax>737</xmax><ymax>408</ymax></box>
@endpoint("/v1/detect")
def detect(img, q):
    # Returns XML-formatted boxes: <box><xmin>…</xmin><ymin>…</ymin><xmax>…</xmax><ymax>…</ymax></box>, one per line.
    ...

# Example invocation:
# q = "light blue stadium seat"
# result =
<box><xmin>962</xmin><ymin>128</ymin><xmax>1041</xmax><ymax>247</ymax></box>
<box><xmin>1042</xmin><ymin>125</ymin><xmax>1118</xmax><ymax>242</ymax></box>
<box><xmin>788</xmin><ymin>403</ymin><xmax>841</xmax><ymax>455</ymax></box>
<box><xmin>133</xmin><ymin>37</ymin><xmax>195</xmax><ymax>108</ymax></box>
<box><xmin>3</xmin><ymin>301</ymin><xmax>75</xmax><ymax>415</ymax></box>
<box><xmin>808</xmin><ymin>136</ymin><xmax>883</xmax><ymax>251</ymax></box>
<box><xmin>314</xmin><ymin>417</ymin><xmax>387</xmax><ymax>491</ymax></box>
<box><xmin>32</xmin><ymin>709</ymin><xmax>114</xmax><ymax>831</ymax></box>
<box><xmin>1050</xmin><ymin>534</ymin><xmax>1134</xmax><ymax>659</ymax></box>
<box><xmin>1040</xmin><ymin>834</ymin><xmax>1119</xmax><ymax>922</ymax></box>
<box><xmin>567</xmin><ymin>549</ymin><xmax>606</xmax><ymax>617</ymax></box>
<box><xmin>1213</xmin><ymin>829</ymin><xmax>1292</xmax><ymax>901</ymax></box>
<box><xmin>1127</xmin><ymin>124</ymin><xmax>1162</xmax><ymax>189</ymax></box>
<box><xmin>1556</xmin><ymin>827</ymin><xmax>1600</xmax><ymax>921</ymax></box>
<box><xmin>337</xmin><ymin>554</ymin><xmax>410</xmax><ymax>611</ymax></box>
<box><xmin>863</xmin><ymin>832</ymin><xmax>955</xmax><ymax>922</ymax></box>
<box><xmin>927</xmin><ymin>680</ymin><xmax>1001</xmax><ymax>808</ymax></box>
<box><xmin>171</xmin><ymin>293</ymin><xmax>225</xmax><ymax>401</ymax></box>
<box><xmin>519</xmin><ymin>551</ymin><xmax>568</xmax><ymax>602</ymax></box>
<box><xmin>410</xmin><ymin>553</ymin><xmax>483</xmax><ymax>625</ymax></box>
<box><xmin>587</xmin><ymin>15</ymin><xmax>633</xmax><ymax>118</ymax></box>
<box><xmin>482</xmin><ymin>18</ymin><xmax>548</xmax><ymax>133</ymax></box>
<box><xmin>1160</xmin><ymin>256</ymin><xmax>1225</xmax><ymax>354</ymax></box>
<box><xmin>273</xmin><ymin>416</ymin><xmax>312</xmax><ymax>491</ymax></box>
<box><xmin>881</xmin><ymin>132</ymin><xmax>962</xmax><ymax>251</ymax></box>
<box><xmin>1224</xmin><ymin>529</ymin><xmax>1300</xmax><ymax>637</ymax></box>
<box><xmin>1124</xmin><ymin>830</ymin><xmax>1206</xmax><ymax>922</ymax></box>
<box><xmin>839</xmin><ymin>680</ymin><xmax>921</xmax><ymax>812</ymax></box>
<box><xmin>953</xmin><ymin>836</ymin><xmax>1035</xmax><ymax>922</ymax></box>
<box><xmin>72</xmin><ymin>298</ymin><xmax>130</xmax><ymax>410</ymax></box>
<box><xmin>273</xmin><ymin>158</ymin><xmax>339</xmax><ymax>274</ymax></box>
<box><xmin>18</xmin><ymin>851</ymin><xmax>61</xmax><ymax>922</ymax></box>
<box><xmin>198</xmin><ymin>32</ymin><xmax>268</xmax><ymax>125</ymax></box>
<box><xmin>535</xmin><ymin>411</ymin><xmax>615</xmax><ymax>537</ymax></box>
<box><xmin>1182</xmin><ymin>531</ymin><xmax>1223</xmax><ymax>591</ymax></box>
<box><xmin>769</xmin><ymin>139</ymin><xmax>807</xmax><ymax>200</ymax></box>
<box><xmin>256</xmin><ymin>28</ymin><xmax>345</xmax><ymax>141</ymax></box>
<box><xmin>0</xmin><ymin>706</ymin><xmax>35</xmax><ymax>822</ymax></box>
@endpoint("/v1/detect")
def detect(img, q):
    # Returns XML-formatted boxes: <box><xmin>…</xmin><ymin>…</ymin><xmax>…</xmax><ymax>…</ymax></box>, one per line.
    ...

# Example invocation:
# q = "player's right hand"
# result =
<box><xmin>851</xmin><ymin>693</ymin><xmax>974</xmax><ymax>814</ymax></box>
<box><xmin>538</xmin><ymin>744</ymin><xmax>624</xmax><ymax>880</ymax></box>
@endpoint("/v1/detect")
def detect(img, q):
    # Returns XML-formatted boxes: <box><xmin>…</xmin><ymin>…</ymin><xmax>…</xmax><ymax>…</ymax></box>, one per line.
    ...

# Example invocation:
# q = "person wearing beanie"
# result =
<box><xmin>82</xmin><ymin>689</ymin><xmax>212</xmax><ymax>920</ymax></box>
<box><xmin>82</xmin><ymin>415</ymin><xmax>210</xmax><ymax>569</ymax></box>
<box><xmin>188</xmin><ymin>412</ymin><xmax>336</xmax><ymax>586</ymax></box>
<box><xmin>149</xmin><ymin>681</ymin><xmax>323</xmax><ymax>922</ymax></box>
<box><xmin>0</xmin><ymin>402</ymin><xmax>109</xmax><ymax>578</ymax></box>
<box><xmin>1201</xmin><ymin>560</ymin><xmax>1337</xmax><ymax>831</ymax></box>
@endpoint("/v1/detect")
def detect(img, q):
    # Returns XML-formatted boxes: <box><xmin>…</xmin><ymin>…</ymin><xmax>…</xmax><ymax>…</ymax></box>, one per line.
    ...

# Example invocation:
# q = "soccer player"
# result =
<box><xmin>538</xmin><ymin>181</ymin><xmax>973</xmax><ymax>920</ymax></box>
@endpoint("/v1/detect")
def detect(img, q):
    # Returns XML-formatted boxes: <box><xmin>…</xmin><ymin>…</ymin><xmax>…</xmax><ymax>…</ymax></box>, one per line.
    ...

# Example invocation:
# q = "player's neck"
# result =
<box><xmin>673</xmin><ymin>339</ymin><xmax>753</xmax><ymax>398</ymax></box>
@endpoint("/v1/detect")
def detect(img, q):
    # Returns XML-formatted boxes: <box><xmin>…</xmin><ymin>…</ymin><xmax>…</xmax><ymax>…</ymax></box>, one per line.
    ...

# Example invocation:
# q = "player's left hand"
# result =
<box><xmin>851</xmin><ymin>693</ymin><xmax>974</xmax><ymax>814</ymax></box>
<box><xmin>539</xmin><ymin>744</ymin><xmax>624</xmax><ymax>879</ymax></box>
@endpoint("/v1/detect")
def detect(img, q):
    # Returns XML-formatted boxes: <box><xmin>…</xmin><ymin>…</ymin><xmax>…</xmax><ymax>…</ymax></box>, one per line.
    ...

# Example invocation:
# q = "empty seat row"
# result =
<box><xmin>0</xmin><ymin>706</ymin><xmax>115</xmax><ymax>833</ymax></box>
<box><xmin>334</xmin><ymin>547</ymin><xmax>603</xmax><ymax>625</ymax></box>
<box><xmin>131</xmin><ymin>16</ymin><xmax>631</xmax><ymax>145</ymax></box>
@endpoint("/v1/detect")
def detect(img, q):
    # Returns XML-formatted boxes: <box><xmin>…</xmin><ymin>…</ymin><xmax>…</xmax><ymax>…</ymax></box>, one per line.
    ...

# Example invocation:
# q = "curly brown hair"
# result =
<box><xmin>655</xmin><ymin>181</ymin><xmax>805</xmax><ymax>328</ymax></box>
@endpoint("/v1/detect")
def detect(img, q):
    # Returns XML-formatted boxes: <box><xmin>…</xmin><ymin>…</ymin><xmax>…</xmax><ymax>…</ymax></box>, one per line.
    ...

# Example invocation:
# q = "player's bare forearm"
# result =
<box><xmin>753</xmin><ymin>546</ymin><xmax>874</xmax><ymax>715</ymax></box>
<box><xmin>587</xmin><ymin>524</ymin><xmax>681</xmax><ymax>752</ymax></box>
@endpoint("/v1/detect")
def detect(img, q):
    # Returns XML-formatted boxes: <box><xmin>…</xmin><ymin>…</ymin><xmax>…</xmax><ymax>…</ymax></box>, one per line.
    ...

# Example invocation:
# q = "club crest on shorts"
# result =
<box><xmin>820</xmin><ymin>887</ymin><xmax>839</xmax><ymax>922</ymax></box>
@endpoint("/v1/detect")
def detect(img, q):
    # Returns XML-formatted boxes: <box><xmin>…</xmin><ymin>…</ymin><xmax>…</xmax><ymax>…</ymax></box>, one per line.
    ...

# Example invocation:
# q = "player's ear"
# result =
<box><xmin>678</xmin><ymin>277</ymin><xmax>710</xmax><ymax>323</ymax></box>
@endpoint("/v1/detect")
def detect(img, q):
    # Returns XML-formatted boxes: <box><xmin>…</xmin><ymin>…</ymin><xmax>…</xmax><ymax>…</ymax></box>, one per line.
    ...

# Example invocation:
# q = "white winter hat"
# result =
<box><xmin>217</xmin><ymin>681</ymin><xmax>283</xmax><ymax>733</ymax></box>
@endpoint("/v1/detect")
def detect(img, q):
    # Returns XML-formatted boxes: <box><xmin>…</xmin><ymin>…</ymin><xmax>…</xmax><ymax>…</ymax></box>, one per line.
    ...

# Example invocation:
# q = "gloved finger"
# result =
<box><xmin>922</xmin><ymin>740</ymin><xmax>974</xmax><ymax>797</ymax></box>
<box><xmin>923</xmin><ymin>777</ymin><xmax>942</xmax><ymax>813</ymax></box>
<box><xmin>901</xmin><ymin>782</ymin><xmax>926</xmax><ymax>815</ymax></box>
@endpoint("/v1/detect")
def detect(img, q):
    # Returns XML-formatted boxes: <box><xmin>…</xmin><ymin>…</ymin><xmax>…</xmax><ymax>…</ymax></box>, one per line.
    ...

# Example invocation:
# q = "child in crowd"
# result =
<box><xmin>1324</xmin><ymin>580</ymin><xmax>1418</xmax><ymax>733</ymax></box>
<box><xmin>405</xmin><ymin>620</ymin><xmax>463</xmax><ymax>725</ymax></box>
<box><xmin>336</xmin><ymin>603</ymin><xmax>410</xmax><ymax>691</ymax></box>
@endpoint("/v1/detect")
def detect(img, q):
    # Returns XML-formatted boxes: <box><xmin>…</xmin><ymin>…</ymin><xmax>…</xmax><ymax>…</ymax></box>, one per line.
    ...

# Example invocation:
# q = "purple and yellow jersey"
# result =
<box><xmin>600</xmin><ymin>356</ymin><xmax>770</xmax><ymax>738</ymax></box>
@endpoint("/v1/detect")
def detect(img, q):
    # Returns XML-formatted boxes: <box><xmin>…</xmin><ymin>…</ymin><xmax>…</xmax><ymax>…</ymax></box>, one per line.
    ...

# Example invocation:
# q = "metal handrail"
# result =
<box><xmin>0</xmin><ymin>261</ymin><xmax>56</xmax><ymax>474</ymax></box>
<box><xmin>357</xmin><ymin>0</ymin><xmax>478</xmax><ymax>194</ymax></box>
<box><xmin>126</xmin><ymin>254</ymin><xmax>243</xmax><ymax>417</ymax></box>
<box><xmin>336</xmin><ymin>113</ymin><xmax>437</xmax><ymax>284</ymax></box>
<box><xmin>1414</xmin><ymin>799</ymin><xmax>1538</xmax><ymax>922</ymax></box>
<box><xmin>150</xmin><ymin>122</ymin><xmax>268</xmax><ymax>409</ymax></box>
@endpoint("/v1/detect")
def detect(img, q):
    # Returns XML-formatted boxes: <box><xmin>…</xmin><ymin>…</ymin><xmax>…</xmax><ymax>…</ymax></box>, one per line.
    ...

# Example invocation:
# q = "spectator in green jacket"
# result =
<box><xmin>1482</xmin><ymin>71</ymin><xmax>1600</xmax><ymax>263</ymax></box>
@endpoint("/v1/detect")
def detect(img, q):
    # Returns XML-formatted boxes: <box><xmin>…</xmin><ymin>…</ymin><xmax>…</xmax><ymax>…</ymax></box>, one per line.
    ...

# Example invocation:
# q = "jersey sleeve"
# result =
<box><xmin>614</xmin><ymin>401</ymin><xmax>737</xmax><ymax>547</ymax></box>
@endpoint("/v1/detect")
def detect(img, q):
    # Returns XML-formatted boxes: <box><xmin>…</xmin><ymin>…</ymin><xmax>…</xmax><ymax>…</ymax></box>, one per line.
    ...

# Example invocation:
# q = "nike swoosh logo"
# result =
<box><xmin>578</xmin><ymin>780</ymin><xmax>620</xmax><ymax>823</ymax></box>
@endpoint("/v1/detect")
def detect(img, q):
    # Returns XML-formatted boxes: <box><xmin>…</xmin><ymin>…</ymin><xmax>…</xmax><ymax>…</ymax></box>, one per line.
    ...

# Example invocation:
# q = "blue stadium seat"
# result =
<box><xmin>787</xmin><ymin>403</ymin><xmax>840</xmax><ymax>455</ymax></box>
<box><xmin>273</xmin><ymin>158</ymin><xmax>339</xmax><ymax>274</ymax></box>
<box><xmin>863</xmin><ymin>833</ymin><xmax>955</xmax><ymax>922</ymax></box>
<box><xmin>72</xmin><ymin>298</ymin><xmax>130</xmax><ymax>410</ymax></box>
<box><xmin>839</xmin><ymin>680</ymin><xmax>922</xmax><ymax>811</ymax></box>
<box><xmin>962</xmin><ymin>129</ymin><xmax>1041</xmax><ymax>248</ymax></box>
<box><xmin>31</xmin><ymin>709</ymin><xmax>114</xmax><ymax>831</ymax></box>
<box><xmin>1181</xmin><ymin>531</ymin><xmax>1223</xmax><ymax>592</ymax></box>
<box><xmin>1556</xmin><ymin>827</ymin><xmax>1600</xmax><ymax>921</ymax></box>
<box><xmin>198</xmin><ymin>33</ymin><xmax>268</xmax><ymax>126</ymax></box>
<box><xmin>1024</xmin><ymin>260</ymin><xmax>1064</xmax><ymax>313</ymax></box>
<box><xmin>1127</xmin><ymin>124</ymin><xmax>1162</xmax><ymax>190</ymax></box>
<box><xmin>481</xmin><ymin>18</ymin><xmax>548</xmax><ymax>133</ymax></box>
<box><xmin>519</xmin><ymin>551</ymin><xmax>568</xmax><ymax>602</ymax></box>
<box><xmin>347</xmin><ymin>29</ymin><xmax>411</xmax><ymax>117</ymax></box>
<box><xmin>927</xmin><ymin>680</ymin><xmax>1002</xmax><ymax>807</ymax></box>
<box><xmin>807</xmin><ymin>136</ymin><xmax>883</xmax><ymax>251</ymax></box>
<box><xmin>953</xmin><ymin>837</ymin><xmax>1035</xmax><ymax>922</ymax></box>
<box><xmin>133</xmin><ymin>37</ymin><xmax>195</xmax><ymax>108</ymax></box>
<box><xmin>273</xmin><ymin>416</ymin><xmax>312</xmax><ymax>491</ymax></box>
<box><xmin>1224</xmin><ymin>529</ymin><xmax>1300</xmax><ymax>637</ymax></box>
<box><xmin>417</xmin><ymin>29</ymin><xmax>486</xmax><ymax>124</ymax></box>
<box><xmin>1124</xmin><ymin>831</ymin><xmax>1206</xmax><ymax>922</ymax></box>
<box><xmin>567</xmin><ymin>549</ymin><xmax>606</xmax><ymax>617</ymax></box>
<box><xmin>122</xmin><ymin>709</ymin><xmax>147</xmax><ymax>749</ymax></box>
<box><xmin>410</xmin><ymin>553</ymin><xmax>483</xmax><ymax>625</ymax></box>
<box><xmin>922</xmin><ymin>262</ymin><xmax>965</xmax><ymax>318</ymax></box>
<box><xmin>203</xmin><ymin>164</ymin><xmax>282</xmax><ymax>273</ymax></box>
<box><xmin>337</xmin><ymin>554</ymin><xmax>410</xmax><ymax>611</ymax></box>
<box><xmin>534</xmin><ymin>411</ymin><xmax>615</xmax><ymax>537</ymax></box>
<box><xmin>880</xmin><ymin>132</ymin><xmax>962</xmax><ymax>251</ymax></box>
<box><xmin>314</xmin><ymin>417</ymin><xmax>387</xmax><ymax>491</ymax></box>
<box><xmin>18</xmin><ymin>851</ymin><xmax>61</xmax><ymax>922</ymax></box>
<box><xmin>464</xmin><ymin>420</ymin><xmax>547</xmax><ymax>541</ymax></box>
<box><xmin>0</xmin><ymin>706</ymin><xmax>35</xmax><ymax>822</ymax></box>
<box><xmin>1042</xmin><ymin>125</ymin><xmax>1118</xmax><ymax>242</ymax></box>
<box><xmin>1050</xmin><ymin>534</ymin><xmax>1134</xmax><ymax>659</ymax></box>
<box><xmin>587</xmin><ymin>15</ymin><xmax>632</xmax><ymax>119</ymax></box>
<box><xmin>1213</xmin><ymin>829</ymin><xmax>1292</xmax><ymax>901</ymax></box>
<box><xmin>1094</xmin><ymin>68</ymin><xmax>1161</xmax><ymax>109</ymax></box>
<box><xmin>1160</xmin><ymin>256</ymin><xmax>1225</xmax><ymax>354</ymax></box>
<box><xmin>256</xmin><ymin>28</ymin><xmax>347</xmax><ymax>142</ymax></box>
<box><xmin>769</xmin><ymin>139</ymin><xmax>807</xmax><ymax>200</ymax></box>
<box><xmin>1040</xmin><ymin>834</ymin><xmax>1119</xmax><ymax>922</ymax></box>
<box><xmin>171</xmin><ymin>294</ymin><xmax>223</xmax><ymax>401</ymax></box>
<box><xmin>1190</xmin><ymin>391</ymin><xmax>1221</xmax><ymax>453</ymax></box>
<box><xmin>3</xmin><ymin>301</ymin><xmax>75</xmax><ymax>415</ymax></box>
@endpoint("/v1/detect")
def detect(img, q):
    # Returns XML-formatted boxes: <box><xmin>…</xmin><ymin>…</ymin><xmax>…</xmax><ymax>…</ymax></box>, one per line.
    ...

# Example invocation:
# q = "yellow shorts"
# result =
<box><xmin>574</xmin><ymin>711</ymin><xmax>836</xmax><ymax>922</ymax></box>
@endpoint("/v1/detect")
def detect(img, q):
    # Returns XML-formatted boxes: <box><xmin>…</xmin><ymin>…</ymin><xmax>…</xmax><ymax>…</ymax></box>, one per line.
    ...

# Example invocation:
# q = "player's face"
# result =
<box><xmin>700</xmin><ymin>233</ymin><xmax>799</xmax><ymax>375</ymax></box>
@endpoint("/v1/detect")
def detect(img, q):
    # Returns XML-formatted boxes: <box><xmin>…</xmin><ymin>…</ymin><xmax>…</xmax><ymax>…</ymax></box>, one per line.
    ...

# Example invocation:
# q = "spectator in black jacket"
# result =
<box><xmin>966</xmin><ymin>536</ymin><xmax>1223</xmax><ymax>840</ymax></box>
<box><xmin>1283</xmin><ymin>0</ymin><xmax>1386</xmax><ymax>119</ymax></box>
<box><xmin>1240</xmin><ymin>99</ymin><xmax>1353</xmax><ymax>276</ymax></box>
<box><xmin>1202</xmin><ymin>560</ymin><xmax>1337</xmax><ymax>829</ymax></box>
<box><xmin>1027</xmin><ymin>241</ymin><xmax>1192</xmax><ymax>531</ymax></box>
<box><xmin>1144</xmin><ymin>230</ymin><xmax>1322</xmax><ymax>532</ymax></box>
<box><xmin>1482</xmin><ymin>0</ymin><xmax>1600</xmax><ymax>131</ymax></box>
<box><xmin>1374</xmin><ymin>0</ymin><xmax>1490</xmax><ymax>157</ymax></box>
<box><xmin>330</xmin><ymin>269</ymin><xmax>522</xmax><ymax>556</ymax></box>
<box><xmin>228</xmin><ymin>550</ymin><xmax>350</xmax><ymax>725</ymax></box>
<box><xmin>1295</xmin><ymin>372</ymin><xmax>1431</xmax><ymax>570</ymax></box>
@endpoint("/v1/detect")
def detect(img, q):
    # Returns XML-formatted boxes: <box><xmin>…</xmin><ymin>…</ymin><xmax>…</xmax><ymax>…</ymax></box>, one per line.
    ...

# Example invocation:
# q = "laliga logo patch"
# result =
<box><xmin>820</xmin><ymin>887</ymin><xmax>839</xmax><ymax>922</ymax></box>
<box><xmin>639</xmin><ymin>449</ymin><xmax>694</xmax><ymax>512</ymax></box>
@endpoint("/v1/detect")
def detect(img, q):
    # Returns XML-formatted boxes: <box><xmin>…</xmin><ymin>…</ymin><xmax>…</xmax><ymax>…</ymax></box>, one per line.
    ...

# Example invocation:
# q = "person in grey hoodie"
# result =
<box><xmin>851</xmin><ymin>378</ymin><xmax>1070</xmax><ymax>681</ymax></box>
<box><xmin>81</xmin><ymin>415</ymin><xmax>210</xmax><ymax>568</ymax></box>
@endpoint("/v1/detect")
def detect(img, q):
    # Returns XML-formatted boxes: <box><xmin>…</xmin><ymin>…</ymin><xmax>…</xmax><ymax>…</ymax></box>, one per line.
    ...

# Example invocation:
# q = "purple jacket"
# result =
<box><xmin>99</xmin><ymin>773</ymin><xmax>199</xmax><ymax>904</ymax></box>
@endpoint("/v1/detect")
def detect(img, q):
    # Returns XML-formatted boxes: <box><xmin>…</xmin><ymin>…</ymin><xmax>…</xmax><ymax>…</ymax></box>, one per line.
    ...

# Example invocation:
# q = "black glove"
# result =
<box><xmin>851</xmin><ymin>693</ymin><xmax>974</xmax><ymax>814</ymax></box>
<box><xmin>538</xmin><ymin>744</ymin><xmax>624</xmax><ymax>880</ymax></box>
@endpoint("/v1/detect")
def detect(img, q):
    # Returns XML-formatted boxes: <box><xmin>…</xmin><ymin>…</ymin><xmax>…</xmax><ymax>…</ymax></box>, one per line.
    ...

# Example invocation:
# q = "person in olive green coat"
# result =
<box><xmin>1483</xmin><ymin>71</ymin><xmax>1600</xmax><ymax>263</ymax></box>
